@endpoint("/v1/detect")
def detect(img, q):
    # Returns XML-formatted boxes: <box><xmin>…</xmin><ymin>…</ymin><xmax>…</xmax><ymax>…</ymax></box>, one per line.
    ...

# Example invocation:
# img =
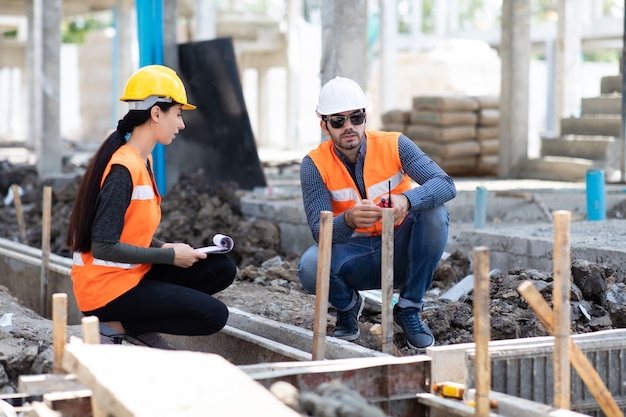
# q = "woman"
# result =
<box><xmin>66</xmin><ymin>65</ymin><xmax>236</xmax><ymax>348</ymax></box>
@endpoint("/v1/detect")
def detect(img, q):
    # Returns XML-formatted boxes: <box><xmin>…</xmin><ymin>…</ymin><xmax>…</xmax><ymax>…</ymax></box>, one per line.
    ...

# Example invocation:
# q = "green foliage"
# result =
<box><xmin>2</xmin><ymin>30</ymin><xmax>17</xmax><ymax>40</ymax></box>
<box><xmin>583</xmin><ymin>49</ymin><xmax>620</xmax><ymax>63</ymax></box>
<box><xmin>62</xmin><ymin>16</ymin><xmax>111</xmax><ymax>44</ymax></box>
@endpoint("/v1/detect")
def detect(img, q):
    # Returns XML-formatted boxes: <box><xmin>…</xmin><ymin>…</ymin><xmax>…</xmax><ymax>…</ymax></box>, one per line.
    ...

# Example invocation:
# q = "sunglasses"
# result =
<box><xmin>323</xmin><ymin>111</ymin><xmax>366</xmax><ymax>129</ymax></box>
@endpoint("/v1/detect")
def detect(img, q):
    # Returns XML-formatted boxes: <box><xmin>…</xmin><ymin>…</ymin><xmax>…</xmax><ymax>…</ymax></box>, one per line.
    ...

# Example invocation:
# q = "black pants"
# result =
<box><xmin>83</xmin><ymin>254</ymin><xmax>236</xmax><ymax>337</ymax></box>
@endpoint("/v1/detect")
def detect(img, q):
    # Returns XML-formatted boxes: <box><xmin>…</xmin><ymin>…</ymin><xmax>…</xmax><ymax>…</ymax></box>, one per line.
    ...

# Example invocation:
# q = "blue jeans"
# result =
<box><xmin>298</xmin><ymin>205</ymin><xmax>449</xmax><ymax>311</ymax></box>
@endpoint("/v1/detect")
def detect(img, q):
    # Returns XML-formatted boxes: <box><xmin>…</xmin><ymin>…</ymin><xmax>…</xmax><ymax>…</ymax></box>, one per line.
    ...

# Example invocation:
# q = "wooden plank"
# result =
<box><xmin>18</xmin><ymin>374</ymin><xmax>86</xmax><ymax>396</ymax></box>
<box><xmin>380</xmin><ymin>208</ymin><xmax>395</xmax><ymax>355</ymax></box>
<box><xmin>52</xmin><ymin>293</ymin><xmax>67</xmax><ymax>374</ymax></box>
<box><xmin>11</xmin><ymin>184</ymin><xmax>27</xmax><ymax>243</ymax></box>
<box><xmin>472</xmin><ymin>247</ymin><xmax>491</xmax><ymax>416</ymax></box>
<box><xmin>43</xmin><ymin>389</ymin><xmax>92</xmax><ymax>417</ymax></box>
<box><xmin>40</xmin><ymin>186</ymin><xmax>51</xmax><ymax>316</ymax></box>
<box><xmin>62</xmin><ymin>343</ymin><xmax>301</xmax><ymax>417</ymax></box>
<box><xmin>552</xmin><ymin>211</ymin><xmax>571</xmax><ymax>409</ymax></box>
<box><xmin>312</xmin><ymin>211</ymin><xmax>332</xmax><ymax>361</ymax></box>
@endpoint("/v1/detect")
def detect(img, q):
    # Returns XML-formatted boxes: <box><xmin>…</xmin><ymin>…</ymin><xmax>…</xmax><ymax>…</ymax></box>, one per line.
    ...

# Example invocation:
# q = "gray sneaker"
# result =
<box><xmin>393</xmin><ymin>305</ymin><xmax>434</xmax><ymax>351</ymax></box>
<box><xmin>332</xmin><ymin>292</ymin><xmax>364</xmax><ymax>341</ymax></box>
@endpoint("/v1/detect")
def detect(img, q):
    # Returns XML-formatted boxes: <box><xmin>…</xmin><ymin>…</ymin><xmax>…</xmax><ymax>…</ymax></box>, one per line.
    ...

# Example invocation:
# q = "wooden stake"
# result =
<box><xmin>472</xmin><ymin>246</ymin><xmax>491</xmax><ymax>417</ymax></box>
<box><xmin>312</xmin><ymin>211</ymin><xmax>333</xmax><ymax>361</ymax></box>
<box><xmin>369</xmin><ymin>324</ymin><xmax>401</xmax><ymax>356</ymax></box>
<box><xmin>11</xmin><ymin>184</ymin><xmax>27</xmax><ymax>244</ymax></box>
<box><xmin>40</xmin><ymin>186</ymin><xmax>51</xmax><ymax>317</ymax></box>
<box><xmin>380</xmin><ymin>208</ymin><xmax>396</xmax><ymax>355</ymax></box>
<box><xmin>81</xmin><ymin>316</ymin><xmax>101</xmax><ymax>345</ymax></box>
<box><xmin>518</xmin><ymin>281</ymin><xmax>623</xmax><ymax>417</ymax></box>
<box><xmin>52</xmin><ymin>293</ymin><xmax>67</xmax><ymax>374</ymax></box>
<box><xmin>81</xmin><ymin>316</ymin><xmax>106</xmax><ymax>417</ymax></box>
<box><xmin>552</xmin><ymin>210</ymin><xmax>571</xmax><ymax>409</ymax></box>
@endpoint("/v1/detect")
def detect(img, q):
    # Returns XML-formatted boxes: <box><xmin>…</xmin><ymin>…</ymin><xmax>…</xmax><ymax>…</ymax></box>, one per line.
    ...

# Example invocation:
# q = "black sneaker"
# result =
<box><xmin>332</xmin><ymin>292</ymin><xmax>364</xmax><ymax>341</ymax></box>
<box><xmin>393</xmin><ymin>305</ymin><xmax>434</xmax><ymax>351</ymax></box>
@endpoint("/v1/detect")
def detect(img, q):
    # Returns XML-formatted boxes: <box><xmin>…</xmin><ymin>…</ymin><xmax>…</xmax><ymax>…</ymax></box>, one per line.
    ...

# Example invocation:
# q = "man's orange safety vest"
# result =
<box><xmin>308</xmin><ymin>130</ymin><xmax>412</xmax><ymax>236</ymax></box>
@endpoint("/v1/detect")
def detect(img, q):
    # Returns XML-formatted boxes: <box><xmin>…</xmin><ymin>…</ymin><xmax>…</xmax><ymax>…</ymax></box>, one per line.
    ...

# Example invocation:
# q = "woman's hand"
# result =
<box><xmin>162</xmin><ymin>242</ymin><xmax>207</xmax><ymax>268</ymax></box>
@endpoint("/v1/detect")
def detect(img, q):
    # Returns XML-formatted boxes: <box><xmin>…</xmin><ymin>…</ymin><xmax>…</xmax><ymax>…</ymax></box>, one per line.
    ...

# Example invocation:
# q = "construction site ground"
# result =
<box><xmin>0</xmin><ymin>147</ymin><xmax>625</xmax><ymax>415</ymax></box>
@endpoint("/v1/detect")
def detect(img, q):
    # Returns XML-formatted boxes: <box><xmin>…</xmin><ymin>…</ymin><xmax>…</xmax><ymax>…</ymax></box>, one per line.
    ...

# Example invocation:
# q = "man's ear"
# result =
<box><xmin>320</xmin><ymin>119</ymin><xmax>329</xmax><ymax>135</ymax></box>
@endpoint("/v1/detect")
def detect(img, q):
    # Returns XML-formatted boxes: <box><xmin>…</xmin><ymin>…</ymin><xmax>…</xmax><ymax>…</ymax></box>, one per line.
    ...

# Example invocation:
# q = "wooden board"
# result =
<box><xmin>62</xmin><ymin>343</ymin><xmax>301</xmax><ymax>417</ymax></box>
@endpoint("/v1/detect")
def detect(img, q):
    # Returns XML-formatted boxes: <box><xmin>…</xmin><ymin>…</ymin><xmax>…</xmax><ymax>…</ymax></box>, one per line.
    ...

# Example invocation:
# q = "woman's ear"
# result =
<box><xmin>150</xmin><ymin>106</ymin><xmax>160</xmax><ymax>122</ymax></box>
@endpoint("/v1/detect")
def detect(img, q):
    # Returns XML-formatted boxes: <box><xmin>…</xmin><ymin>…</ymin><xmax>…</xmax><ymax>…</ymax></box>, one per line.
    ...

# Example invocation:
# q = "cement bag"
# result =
<box><xmin>435</xmin><ymin>155</ymin><xmax>479</xmax><ymax>176</ymax></box>
<box><xmin>406</xmin><ymin>125</ymin><xmax>476</xmax><ymax>143</ymax></box>
<box><xmin>412</xmin><ymin>95</ymin><xmax>479</xmax><ymax>111</ymax></box>
<box><xmin>477</xmin><ymin>108</ymin><xmax>500</xmax><ymax>126</ymax></box>
<box><xmin>413</xmin><ymin>140</ymin><xmax>480</xmax><ymax>159</ymax></box>
<box><xmin>381</xmin><ymin>123</ymin><xmax>407</xmax><ymax>133</ymax></box>
<box><xmin>410</xmin><ymin>110</ymin><xmax>478</xmax><ymax>126</ymax></box>
<box><xmin>477</xmin><ymin>126</ymin><xmax>499</xmax><ymax>140</ymax></box>
<box><xmin>478</xmin><ymin>139</ymin><xmax>499</xmax><ymax>155</ymax></box>
<box><xmin>473</xmin><ymin>95</ymin><xmax>500</xmax><ymax>109</ymax></box>
<box><xmin>381</xmin><ymin>110</ymin><xmax>410</xmax><ymax>125</ymax></box>
<box><xmin>476</xmin><ymin>154</ymin><xmax>499</xmax><ymax>175</ymax></box>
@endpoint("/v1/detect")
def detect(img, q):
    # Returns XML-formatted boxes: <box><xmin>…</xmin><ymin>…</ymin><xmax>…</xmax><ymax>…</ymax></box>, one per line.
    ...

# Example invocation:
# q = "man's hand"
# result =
<box><xmin>346</xmin><ymin>200</ymin><xmax>382</xmax><ymax>228</ymax></box>
<box><xmin>162</xmin><ymin>242</ymin><xmax>207</xmax><ymax>268</ymax></box>
<box><xmin>389</xmin><ymin>194</ymin><xmax>410</xmax><ymax>224</ymax></box>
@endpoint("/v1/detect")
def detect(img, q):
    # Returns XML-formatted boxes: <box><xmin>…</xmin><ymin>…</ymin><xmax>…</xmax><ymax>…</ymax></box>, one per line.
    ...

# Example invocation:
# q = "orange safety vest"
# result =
<box><xmin>308</xmin><ymin>130</ymin><xmax>412</xmax><ymax>236</ymax></box>
<box><xmin>71</xmin><ymin>145</ymin><xmax>162</xmax><ymax>311</ymax></box>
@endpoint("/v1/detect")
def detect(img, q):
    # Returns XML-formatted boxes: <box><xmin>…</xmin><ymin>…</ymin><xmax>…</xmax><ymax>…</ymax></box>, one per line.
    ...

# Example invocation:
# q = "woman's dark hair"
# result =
<box><xmin>66</xmin><ymin>102</ymin><xmax>176</xmax><ymax>253</ymax></box>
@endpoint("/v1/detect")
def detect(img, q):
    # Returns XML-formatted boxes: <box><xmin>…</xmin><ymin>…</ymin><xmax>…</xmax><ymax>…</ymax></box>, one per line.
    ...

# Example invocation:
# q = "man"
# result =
<box><xmin>298</xmin><ymin>76</ymin><xmax>457</xmax><ymax>351</ymax></box>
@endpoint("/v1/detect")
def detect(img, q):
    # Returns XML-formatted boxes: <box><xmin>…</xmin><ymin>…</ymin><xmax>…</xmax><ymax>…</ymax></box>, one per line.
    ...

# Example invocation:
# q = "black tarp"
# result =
<box><xmin>166</xmin><ymin>37</ymin><xmax>266</xmax><ymax>190</ymax></box>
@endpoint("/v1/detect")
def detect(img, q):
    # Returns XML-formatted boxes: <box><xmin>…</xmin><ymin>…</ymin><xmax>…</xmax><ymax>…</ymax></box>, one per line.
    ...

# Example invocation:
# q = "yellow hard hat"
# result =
<box><xmin>120</xmin><ymin>65</ymin><xmax>196</xmax><ymax>110</ymax></box>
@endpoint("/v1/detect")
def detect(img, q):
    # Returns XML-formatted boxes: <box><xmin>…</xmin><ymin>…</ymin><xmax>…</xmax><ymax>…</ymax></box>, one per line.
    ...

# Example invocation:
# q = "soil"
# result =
<box><xmin>0</xmin><ymin>160</ymin><xmax>625</xmax><ymax>390</ymax></box>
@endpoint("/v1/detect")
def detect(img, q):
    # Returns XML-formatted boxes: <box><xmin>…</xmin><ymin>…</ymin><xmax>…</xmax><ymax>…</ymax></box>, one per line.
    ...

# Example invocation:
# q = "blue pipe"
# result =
<box><xmin>586</xmin><ymin>169</ymin><xmax>606</xmax><ymax>221</ymax></box>
<box><xmin>136</xmin><ymin>0</ymin><xmax>166</xmax><ymax>194</ymax></box>
<box><xmin>474</xmin><ymin>186</ymin><xmax>487</xmax><ymax>229</ymax></box>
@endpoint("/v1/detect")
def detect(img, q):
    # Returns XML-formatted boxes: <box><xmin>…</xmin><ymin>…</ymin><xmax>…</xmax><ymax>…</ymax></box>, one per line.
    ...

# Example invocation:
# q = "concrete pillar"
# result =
<box><xmin>447</xmin><ymin>0</ymin><xmax>459</xmax><ymax>33</ymax></box>
<box><xmin>194</xmin><ymin>0</ymin><xmax>216</xmax><ymax>41</ymax></box>
<box><xmin>320</xmin><ymin>0</ymin><xmax>368</xmax><ymax>90</ymax></box>
<box><xmin>481</xmin><ymin>0</ymin><xmax>497</xmax><ymax>30</ymax></box>
<box><xmin>554</xmin><ymin>0</ymin><xmax>581</xmax><ymax>131</ymax></box>
<box><xmin>163</xmin><ymin>0</ymin><xmax>179</xmax><ymax>71</ymax></box>
<box><xmin>26</xmin><ymin>0</ymin><xmax>42</xmax><ymax>150</ymax></box>
<box><xmin>39</xmin><ymin>0</ymin><xmax>62</xmax><ymax>177</ymax></box>
<box><xmin>258</xmin><ymin>66</ymin><xmax>271</xmax><ymax>147</ymax></box>
<box><xmin>286</xmin><ymin>0</ymin><xmax>301</xmax><ymax>149</ymax></box>
<box><xmin>411</xmin><ymin>0</ymin><xmax>423</xmax><ymax>51</ymax></box>
<box><xmin>433</xmin><ymin>0</ymin><xmax>447</xmax><ymax>35</ymax></box>
<box><xmin>115</xmin><ymin>0</ymin><xmax>136</xmax><ymax>122</ymax></box>
<box><xmin>379</xmin><ymin>0</ymin><xmax>397</xmax><ymax>113</ymax></box>
<box><xmin>499</xmin><ymin>0</ymin><xmax>530</xmax><ymax>178</ymax></box>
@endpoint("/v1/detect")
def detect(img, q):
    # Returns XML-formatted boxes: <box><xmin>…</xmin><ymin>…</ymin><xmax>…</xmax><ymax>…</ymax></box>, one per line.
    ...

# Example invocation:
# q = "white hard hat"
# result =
<box><xmin>315</xmin><ymin>76</ymin><xmax>370</xmax><ymax>117</ymax></box>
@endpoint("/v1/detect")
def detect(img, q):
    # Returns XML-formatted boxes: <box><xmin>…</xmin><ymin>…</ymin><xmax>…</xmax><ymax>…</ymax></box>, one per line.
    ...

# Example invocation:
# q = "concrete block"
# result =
<box><xmin>581</xmin><ymin>95</ymin><xmax>621</xmax><ymax>115</ymax></box>
<box><xmin>454</xmin><ymin>220</ymin><xmax>626</xmax><ymax>278</ymax></box>
<box><xmin>519</xmin><ymin>157</ymin><xmax>592</xmax><ymax>182</ymax></box>
<box><xmin>540</xmin><ymin>135</ymin><xmax>620</xmax><ymax>161</ymax></box>
<box><xmin>600</xmin><ymin>75</ymin><xmax>621</xmax><ymax>94</ymax></box>
<box><xmin>560</xmin><ymin>115</ymin><xmax>621</xmax><ymax>137</ymax></box>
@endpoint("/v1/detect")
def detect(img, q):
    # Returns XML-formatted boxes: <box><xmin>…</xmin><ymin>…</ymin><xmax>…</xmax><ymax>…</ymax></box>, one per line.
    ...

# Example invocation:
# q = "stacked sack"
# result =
<box><xmin>380</xmin><ymin>95</ymin><xmax>500</xmax><ymax>177</ymax></box>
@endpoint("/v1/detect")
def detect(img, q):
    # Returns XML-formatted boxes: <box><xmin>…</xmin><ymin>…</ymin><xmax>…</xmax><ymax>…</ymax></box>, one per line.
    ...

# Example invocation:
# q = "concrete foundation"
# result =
<box><xmin>241</xmin><ymin>180</ymin><xmax>626</xmax><ymax>278</ymax></box>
